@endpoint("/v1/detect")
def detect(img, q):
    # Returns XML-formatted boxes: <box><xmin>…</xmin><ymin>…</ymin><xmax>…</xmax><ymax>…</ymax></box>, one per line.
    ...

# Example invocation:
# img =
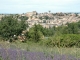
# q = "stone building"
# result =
<box><xmin>26</xmin><ymin>11</ymin><xmax>37</xmax><ymax>17</ymax></box>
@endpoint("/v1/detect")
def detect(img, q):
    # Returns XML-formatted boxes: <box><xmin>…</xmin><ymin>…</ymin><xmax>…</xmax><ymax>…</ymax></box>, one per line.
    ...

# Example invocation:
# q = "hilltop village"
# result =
<box><xmin>0</xmin><ymin>11</ymin><xmax>80</xmax><ymax>28</ymax></box>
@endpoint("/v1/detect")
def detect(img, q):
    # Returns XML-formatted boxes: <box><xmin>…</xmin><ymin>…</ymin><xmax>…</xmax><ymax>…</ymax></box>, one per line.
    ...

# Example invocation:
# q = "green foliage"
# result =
<box><xmin>67</xmin><ymin>23</ymin><xmax>79</xmax><ymax>34</ymax></box>
<box><xmin>44</xmin><ymin>16</ymin><xmax>50</xmax><ymax>20</ymax></box>
<box><xmin>38</xmin><ymin>21</ymin><xmax>80</xmax><ymax>47</ymax></box>
<box><xmin>0</xmin><ymin>16</ymin><xmax>27</xmax><ymax>41</ymax></box>
<box><xmin>42</xmin><ymin>34</ymin><xmax>80</xmax><ymax>47</ymax></box>
<box><xmin>0</xmin><ymin>15</ymin><xmax>80</xmax><ymax>48</ymax></box>
<box><xmin>19</xmin><ymin>16</ymin><xmax>28</xmax><ymax>20</ymax></box>
<box><xmin>26</xmin><ymin>24</ymin><xmax>44</xmax><ymax>42</ymax></box>
<box><xmin>40</xmin><ymin>26</ymin><xmax>56</xmax><ymax>37</ymax></box>
<box><xmin>56</xmin><ymin>22</ymin><xmax>80</xmax><ymax>34</ymax></box>
<box><xmin>39</xmin><ymin>16</ymin><xmax>50</xmax><ymax>20</ymax></box>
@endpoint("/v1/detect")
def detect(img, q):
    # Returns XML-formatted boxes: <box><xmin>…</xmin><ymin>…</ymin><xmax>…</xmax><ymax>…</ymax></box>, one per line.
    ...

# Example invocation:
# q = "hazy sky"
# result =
<box><xmin>0</xmin><ymin>0</ymin><xmax>80</xmax><ymax>13</ymax></box>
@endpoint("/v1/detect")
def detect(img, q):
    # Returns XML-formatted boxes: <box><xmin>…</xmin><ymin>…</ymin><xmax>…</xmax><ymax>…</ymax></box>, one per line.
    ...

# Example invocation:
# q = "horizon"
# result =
<box><xmin>0</xmin><ymin>0</ymin><xmax>80</xmax><ymax>14</ymax></box>
<box><xmin>0</xmin><ymin>12</ymin><xmax>80</xmax><ymax>14</ymax></box>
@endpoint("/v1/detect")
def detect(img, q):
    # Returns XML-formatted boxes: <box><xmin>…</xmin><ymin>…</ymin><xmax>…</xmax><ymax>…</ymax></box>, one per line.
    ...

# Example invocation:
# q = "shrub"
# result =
<box><xmin>42</xmin><ymin>34</ymin><xmax>80</xmax><ymax>47</ymax></box>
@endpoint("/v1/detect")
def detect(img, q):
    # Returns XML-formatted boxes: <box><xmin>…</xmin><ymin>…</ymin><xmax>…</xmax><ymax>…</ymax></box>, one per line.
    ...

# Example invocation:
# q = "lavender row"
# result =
<box><xmin>0</xmin><ymin>47</ymin><xmax>80</xmax><ymax>60</ymax></box>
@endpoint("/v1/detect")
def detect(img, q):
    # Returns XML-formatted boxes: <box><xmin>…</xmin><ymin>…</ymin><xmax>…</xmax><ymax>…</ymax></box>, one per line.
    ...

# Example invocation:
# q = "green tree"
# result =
<box><xmin>19</xmin><ymin>16</ymin><xmax>28</xmax><ymax>20</ymax></box>
<box><xmin>67</xmin><ymin>23</ymin><xmax>79</xmax><ymax>34</ymax></box>
<box><xmin>0</xmin><ymin>16</ymin><xmax>27</xmax><ymax>41</ymax></box>
<box><xmin>44</xmin><ymin>16</ymin><xmax>49</xmax><ymax>20</ymax></box>
<box><xmin>27</xmin><ymin>24</ymin><xmax>43</xmax><ymax>42</ymax></box>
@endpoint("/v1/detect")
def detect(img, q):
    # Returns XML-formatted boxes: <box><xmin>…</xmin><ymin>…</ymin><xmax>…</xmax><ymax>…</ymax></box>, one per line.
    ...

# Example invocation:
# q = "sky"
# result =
<box><xmin>0</xmin><ymin>0</ymin><xmax>80</xmax><ymax>13</ymax></box>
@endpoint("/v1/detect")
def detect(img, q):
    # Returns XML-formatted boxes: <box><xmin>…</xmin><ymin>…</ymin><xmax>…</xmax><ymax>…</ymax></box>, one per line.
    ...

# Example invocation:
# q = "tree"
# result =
<box><xmin>19</xmin><ymin>16</ymin><xmax>28</xmax><ymax>20</ymax></box>
<box><xmin>0</xmin><ymin>16</ymin><xmax>27</xmax><ymax>41</ymax></box>
<box><xmin>49</xmin><ymin>10</ymin><xmax>51</xmax><ymax>13</ymax></box>
<box><xmin>39</xmin><ymin>17</ymin><xmax>43</xmax><ymax>20</ymax></box>
<box><xmin>44</xmin><ymin>16</ymin><xmax>49</xmax><ymax>20</ymax></box>
<box><xmin>27</xmin><ymin>24</ymin><xmax>44</xmax><ymax>42</ymax></box>
<box><xmin>67</xmin><ymin>23</ymin><xmax>79</xmax><ymax>34</ymax></box>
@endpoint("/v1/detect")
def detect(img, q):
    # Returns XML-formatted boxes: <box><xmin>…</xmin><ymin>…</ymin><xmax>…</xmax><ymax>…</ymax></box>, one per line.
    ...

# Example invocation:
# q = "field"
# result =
<box><xmin>0</xmin><ymin>41</ymin><xmax>80</xmax><ymax>60</ymax></box>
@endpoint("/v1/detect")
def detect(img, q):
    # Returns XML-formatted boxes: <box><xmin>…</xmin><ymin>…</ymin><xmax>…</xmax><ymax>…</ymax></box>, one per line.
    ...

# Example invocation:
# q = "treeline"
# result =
<box><xmin>56</xmin><ymin>22</ymin><xmax>80</xmax><ymax>34</ymax></box>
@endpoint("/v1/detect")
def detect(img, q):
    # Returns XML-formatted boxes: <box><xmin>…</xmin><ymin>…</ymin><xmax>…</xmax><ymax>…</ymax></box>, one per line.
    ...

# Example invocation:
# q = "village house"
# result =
<box><xmin>1</xmin><ymin>11</ymin><xmax>80</xmax><ymax>29</ymax></box>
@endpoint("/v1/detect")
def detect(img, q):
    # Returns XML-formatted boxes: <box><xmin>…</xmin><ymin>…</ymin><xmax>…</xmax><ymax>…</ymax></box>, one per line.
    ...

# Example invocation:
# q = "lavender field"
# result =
<box><xmin>0</xmin><ymin>41</ymin><xmax>80</xmax><ymax>60</ymax></box>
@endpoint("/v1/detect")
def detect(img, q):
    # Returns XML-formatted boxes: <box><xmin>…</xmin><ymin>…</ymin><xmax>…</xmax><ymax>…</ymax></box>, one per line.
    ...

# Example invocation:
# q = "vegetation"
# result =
<box><xmin>0</xmin><ymin>16</ymin><xmax>27</xmax><ymax>41</ymax></box>
<box><xmin>0</xmin><ymin>15</ymin><xmax>80</xmax><ymax>60</ymax></box>
<box><xmin>41</xmin><ymin>34</ymin><xmax>80</xmax><ymax>48</ymax></box>
<box><xmin>0</xmin><ymin>16</ymin><xmax>80</xmax><ymax>48</ymax></box>
<box><xmin>25</xmin><ymin>22</ymin><xmax>80</xmax><ymax>47</ymax></box>
<box><xmin>0</xmin><ymin>41</ymin><xmax>80</xmax><ymax>60</ymax></box>
<box><xmin>39</xmin><ymin>16</ymin><xmax>50</xmax><ymax>20</ymax></box>
<box><xmin>26</xmin><ymin>24</ymin><xmax>44</xmax><ymax>42</ymax></box>
<box><xmin>19</xmin><ymin>16</ymin><xmax>29</xmax><ymax>20</ymax></box>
